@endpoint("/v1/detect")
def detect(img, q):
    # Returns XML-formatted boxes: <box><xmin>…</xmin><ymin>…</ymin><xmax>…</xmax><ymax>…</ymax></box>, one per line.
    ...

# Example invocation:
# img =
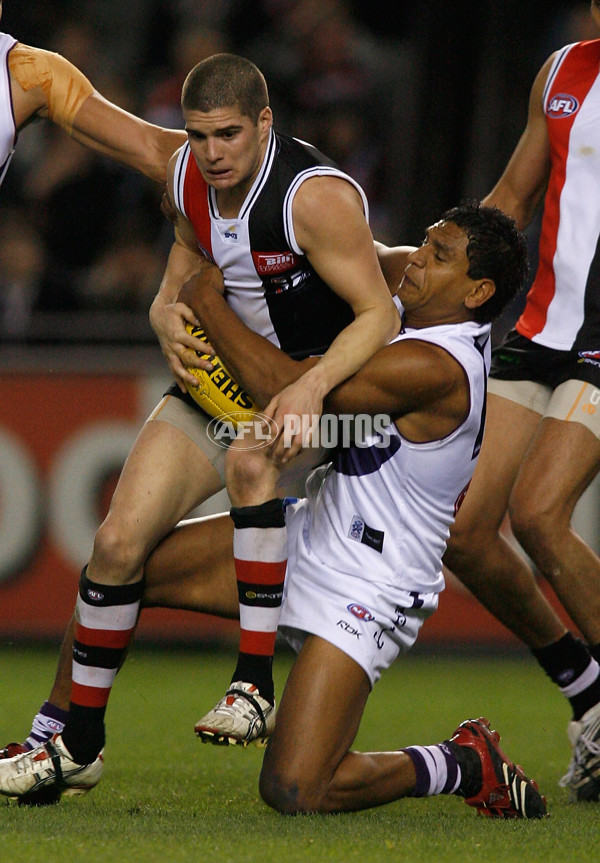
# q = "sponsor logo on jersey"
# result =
<box><xmin>87</xmin><ymin>589</ymin><xmax>104</xmax><ymax>602</ymax></box>
<box><xmin>578</xmin><ymin>350</ymin><xmax>600</xmax><ymax>368</ymax></box>
<box><xmin>546</xmin><ymin>93</ymin><xmax>579</xmax><ymax>118</ymax></box>
<box><xmin>349</xmin><ymin>516</ymin><xmax>365</xmax><ymax>542</ymax></box>
<box><xmin>347</xmin><ymin>603</ymin><xmax>375</xmax><ymax>622</ymax></box>
<box><xmin>220</xmin><ymin>223</ymin><xmax>240</xmax><ymax>242</ymax></box>
<box><xmin>347</xmin><ymin>515</ymin><xmax>385</xmax><ymax>553</ymax></box>
<box><xmin>254</xmin><ymin>251</ymin><xmax>299</xmax><ymax>275</ymax></box>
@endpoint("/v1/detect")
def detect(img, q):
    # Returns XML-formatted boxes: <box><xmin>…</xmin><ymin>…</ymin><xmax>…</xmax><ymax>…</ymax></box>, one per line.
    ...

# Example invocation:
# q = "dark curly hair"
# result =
<box><xmin>440</xmin><ymin>202</ymin><xmax>529</xmax><ymax>323</ymax></box>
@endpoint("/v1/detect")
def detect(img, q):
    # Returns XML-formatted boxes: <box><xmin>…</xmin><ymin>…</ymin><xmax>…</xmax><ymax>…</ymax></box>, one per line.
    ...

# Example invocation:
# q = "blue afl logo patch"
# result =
<box><xmin>347</xmin><ymin>603</ymin><xmax>375</xmax><ymax>622</ymax></box>
<box><xmin>546</xmin><ymin>93</ymin><xmax>579</xmax><ymax>118</ymax></box>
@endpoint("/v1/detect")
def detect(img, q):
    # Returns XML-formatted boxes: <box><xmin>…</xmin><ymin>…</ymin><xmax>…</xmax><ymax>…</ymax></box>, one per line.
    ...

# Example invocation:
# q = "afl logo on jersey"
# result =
<box><xmin>546</xmin><ymin>93</ymin><xmax>579</xmax><ymax>118</ymax></box>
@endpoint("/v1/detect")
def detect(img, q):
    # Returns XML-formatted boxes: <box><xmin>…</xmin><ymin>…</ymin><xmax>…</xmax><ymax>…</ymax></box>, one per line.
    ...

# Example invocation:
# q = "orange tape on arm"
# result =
<box><xmin>9</xmin><ymin>43</ymin><xmax>93</xmax><ymax>134</ymax></box>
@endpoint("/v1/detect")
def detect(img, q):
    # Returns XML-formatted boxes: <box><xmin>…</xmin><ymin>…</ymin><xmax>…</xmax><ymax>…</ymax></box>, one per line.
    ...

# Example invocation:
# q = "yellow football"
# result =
<box><xmin>184</xmin><ymin>323</ymin><xmax>258</xmax><ymax>427</ymax></box>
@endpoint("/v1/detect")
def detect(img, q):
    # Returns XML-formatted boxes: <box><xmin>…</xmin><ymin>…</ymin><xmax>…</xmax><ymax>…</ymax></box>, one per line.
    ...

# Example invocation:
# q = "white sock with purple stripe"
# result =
<box><xmin>402</xmin><ymin>743</ymin><xmax>461</xmax><ymax>796</ymax></box>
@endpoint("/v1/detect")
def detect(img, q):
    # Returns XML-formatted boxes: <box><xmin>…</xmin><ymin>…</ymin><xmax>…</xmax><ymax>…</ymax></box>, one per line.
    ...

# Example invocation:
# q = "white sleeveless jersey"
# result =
<box><xmin>0</xmin><ymin>32</ymin><xmax>17</xmax><ymax>187</ymax></box>
<box><xmin>298</xmin><ymin>320</ymin><xmax>491</xmax><ymax>595</ymax></box>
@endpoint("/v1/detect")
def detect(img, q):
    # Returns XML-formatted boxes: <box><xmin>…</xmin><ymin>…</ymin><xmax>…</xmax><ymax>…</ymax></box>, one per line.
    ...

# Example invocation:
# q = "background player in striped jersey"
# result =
<box><xmin>445</xmin><ymin>0</ymin><xmax>600</xmax><ymax>802</ymax></box>
<box><xmin>0</xmin><ymin>204</ymin><xmax>548</xmax><ymax>820</ymax></box>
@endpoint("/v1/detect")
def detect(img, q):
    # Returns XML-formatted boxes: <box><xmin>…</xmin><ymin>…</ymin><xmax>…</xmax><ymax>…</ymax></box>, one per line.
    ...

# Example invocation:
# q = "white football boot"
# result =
<box><xmin>0</xmin><ymin>733</ymin><xmax>103</xmax><ymax>800</ymax></box>
<box><xmin>195</xmin><ymin>681</ymin><xmax>276</xmax><ymax>747</ymax></box>
<box><xmin>560</xmin><ymin>702</ymin><xmax>600</xmax><ymax>801</ymax></box>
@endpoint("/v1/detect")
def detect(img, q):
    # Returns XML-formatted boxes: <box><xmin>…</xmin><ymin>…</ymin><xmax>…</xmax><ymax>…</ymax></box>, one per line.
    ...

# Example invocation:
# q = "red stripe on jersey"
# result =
<box><xmin>75</xmin><ymin>624</ymin><xmax>133</xmax><ymax>649</ymax></box>
<box><xmin>71</xmin><ymin>682</ymin><xmax>112</xmax><ymax>709</ymax></box>
<box><xmin>517</xmin><ymin>42</ymin><xmax>600</xmax><ymax>339</ymax></box>
<box><xmin>183</xmin><ymin>153</ymin><xmax>213</xmax><ymax>258</ymax></box>
<box><xmin>239</xmin><ymin>629</ymin><xmax>278</xmax><ymax>656</ymax></box>
<box><xmin>234</xmin><ymin>558</ymin><xmax>287</xmax><ymax>586</ymax></box>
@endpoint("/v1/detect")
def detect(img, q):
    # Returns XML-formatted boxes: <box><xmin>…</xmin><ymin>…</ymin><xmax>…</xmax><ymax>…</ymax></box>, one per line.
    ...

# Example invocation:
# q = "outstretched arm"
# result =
<box><xmin>263</xmin><ymin>176</ymin><xmax>399</xmax><ymax>460</ymax></box>
<box><xmin>9</xmin><ymin>43</ymin><xmax>185</xmax><ymax>184</ymax></box>
<box><xmin>178</xmin><ymin>270</ymin><xmax>468</xmax><ymax>440</ymax></box>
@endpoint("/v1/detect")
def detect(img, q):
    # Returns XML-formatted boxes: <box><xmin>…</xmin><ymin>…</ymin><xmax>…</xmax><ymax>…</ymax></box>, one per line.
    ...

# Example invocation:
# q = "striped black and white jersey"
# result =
<box><xmin>172</xmin><ymin>129</ymin><xmax>368</xmax><ymax>359</ymax></box>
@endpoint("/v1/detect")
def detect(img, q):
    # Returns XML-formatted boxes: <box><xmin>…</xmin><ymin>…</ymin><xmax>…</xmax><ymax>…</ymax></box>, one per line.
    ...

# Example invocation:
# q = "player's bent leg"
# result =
<box><xmin>509</xmin><ymin>416</ymin><xmax>600</xmax><ymax>645</ymax></box>
<box><xmin>258</xmin><ymin>636</ymin><xmax>547</xmax><ymax>817</ymax></box>
<box><xmin>87</xmin><ymin>418</ymin><xmax>223</xmax><ymax>586</ymax></box>
<box><xmin>259</xmin><ymin>636</ymin><xmax>372</xmax><ymax>813</ymax></box>
<box><xmin>143</xmin><ymin>515</ymin><xmax>238</xmax><ymax>617</ymax></box>
<box><xmin>445</xmin><ymin>393</ymin><xmax>564</xmax><ymax>648</ymax></box>
<box><xmin>45</xmin><ymin>419</ymin><xmax>224</xmax><ymax>784</ymax></box>
<box><xmin>195</xmin><ymin>440</ymin><xmax>284</xmax><ymax>745</ymax></box>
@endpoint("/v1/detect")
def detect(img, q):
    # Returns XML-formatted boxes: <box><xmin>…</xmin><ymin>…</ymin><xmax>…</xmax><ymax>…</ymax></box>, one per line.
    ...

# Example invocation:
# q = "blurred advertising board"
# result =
<box><xmin>0</xmin><ymin>351</ymin><xmax>580</xmax><ymax>648</ymax></box>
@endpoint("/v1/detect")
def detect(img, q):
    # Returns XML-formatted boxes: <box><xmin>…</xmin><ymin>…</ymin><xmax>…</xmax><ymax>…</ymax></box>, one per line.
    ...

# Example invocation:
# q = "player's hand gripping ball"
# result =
<box><xmin>184</xmin><ymin>323</ymin><xmax>258</xmax><ymax>428</ymax></box>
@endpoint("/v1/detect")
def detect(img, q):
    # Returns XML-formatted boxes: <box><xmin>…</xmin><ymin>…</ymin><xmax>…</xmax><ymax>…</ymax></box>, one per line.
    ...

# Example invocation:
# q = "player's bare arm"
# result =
<box><xmin>179</xmin><ymin>270</ymin><xmax>300</xmax><ymax>407</ymax></box>
<box><xmin>178</xmin><ymin>268</ymin><xmax>469</xmax><ymax>440</ymax></box>
<box><xmin>265</xmin><ymin>175</ymin><xmax>400</xmax><ymax>460</ymax></box>
<box><xmin>326</xmin><ymin>339</ymin><xmax>469</xmax><ymax>442</ymax></box>
<box><xmin>70</xmin><ymin>95</ymin><xmax>185</xmax><ymax>185</ymax></box>
<box><xmin>9</xmin><ymin>44</ymin><xmax>185</xmax><ymax>185</ymax></box>
<box><xmin>149</xmin><ymin>151</ymin><xmax>217</xmax><ymax>389</ymax></box>
<box><xmin>374</xmin><ymin>241</ymin><xmax>416</xmax><ymax>296</ymax></box>
<box><xmin>482</xmin><ymin>53</ymin><xmax>554</xmax><ymax>230</ymax></box>
<box><xmin>287</xmin><ymin>175</ymin><xmax>399</xmax><ymax>394</ymax></box>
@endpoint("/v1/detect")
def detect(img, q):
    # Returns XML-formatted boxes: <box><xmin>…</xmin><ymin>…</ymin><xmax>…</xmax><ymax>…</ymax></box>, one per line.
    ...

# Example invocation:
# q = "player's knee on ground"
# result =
<box><xmin>259</xmin><ymin>761</ymin><xmax>324</xmax><ymax>815</ymax></box>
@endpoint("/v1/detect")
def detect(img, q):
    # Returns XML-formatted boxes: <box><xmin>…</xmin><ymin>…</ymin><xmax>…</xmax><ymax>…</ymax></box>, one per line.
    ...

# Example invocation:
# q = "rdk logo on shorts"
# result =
<box><xmin>546</xmin><ymin>93</ymin><xmax>579</xmax><ymax>118</ymax></box>
<box><xmin>336</xmin><ymin>620</ymin><xmax>361</xmax><ymax>638</ymax></box>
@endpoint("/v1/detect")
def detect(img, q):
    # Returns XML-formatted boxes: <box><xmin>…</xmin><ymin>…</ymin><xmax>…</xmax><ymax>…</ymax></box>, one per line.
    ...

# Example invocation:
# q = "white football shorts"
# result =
<box><xmin>279</xmin><ymin>498</ymin><xmax>439</xmax><ymax>687</ymax></box>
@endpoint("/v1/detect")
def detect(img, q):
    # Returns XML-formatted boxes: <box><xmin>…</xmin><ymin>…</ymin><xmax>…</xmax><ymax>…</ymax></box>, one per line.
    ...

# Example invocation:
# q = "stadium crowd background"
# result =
<box><xmin>0</xmin><ymin>0</ymin><xmax>592</xmax><ymax>344</ymax></box>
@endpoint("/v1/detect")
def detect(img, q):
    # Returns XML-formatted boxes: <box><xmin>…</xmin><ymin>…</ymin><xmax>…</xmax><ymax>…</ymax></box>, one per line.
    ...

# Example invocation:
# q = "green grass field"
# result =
<box><xmin>1</xmin><ymin>644</ymin><xmax>598</xmax><ymax>863</ymax></box>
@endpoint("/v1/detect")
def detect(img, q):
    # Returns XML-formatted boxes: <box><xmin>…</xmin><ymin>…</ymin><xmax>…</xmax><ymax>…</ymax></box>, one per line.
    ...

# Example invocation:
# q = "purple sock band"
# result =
<box><xmin>402</xmin><ymin>747</ymin><xmax>430</xmax><ymax>797</ymax></box>
<box><xmin>40</xmin><ymin>700</ymin><xmax>69</xmax><ymax>724</ymax></box>
<box><xmin>439</xmin><ymin>743</ymin><xmax>460</xmax><ymax>794</ymax></box>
